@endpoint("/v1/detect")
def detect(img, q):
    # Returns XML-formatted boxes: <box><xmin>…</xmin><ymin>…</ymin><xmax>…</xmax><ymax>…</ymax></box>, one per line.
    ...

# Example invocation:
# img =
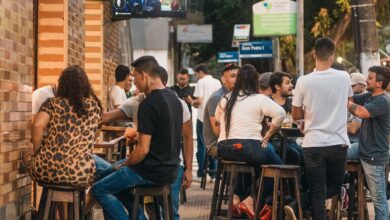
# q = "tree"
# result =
<box><xmin>194</xmin><ymin>0</ymin><xmax>390</xmax><ymax>74</ymax></box>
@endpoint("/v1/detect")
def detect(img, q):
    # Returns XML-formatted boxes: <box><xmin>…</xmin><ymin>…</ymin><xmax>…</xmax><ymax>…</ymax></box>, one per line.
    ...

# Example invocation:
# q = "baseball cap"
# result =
<box><xmin>258</xmin><ymin>72</ymin><xmax>273</xmax><ymax>88</ymax></box>
<box><xmin>350</xmin><ymin>72</ymin><xmax>367</xmax><ymax>86</ymax></box>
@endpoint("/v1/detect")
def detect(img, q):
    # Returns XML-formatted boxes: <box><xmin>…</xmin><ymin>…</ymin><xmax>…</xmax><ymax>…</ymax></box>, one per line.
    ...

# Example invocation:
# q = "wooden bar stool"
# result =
<box><xmin>201</xmin><ymin>153</ymin><xmax>216</xmax><ymax>190</ymax></box>
<box><xmin>215</xmin><ymin>160</ymin><xmax>256</xmax><ymax>220</ymax></box>
<box><xmin>255</xmin><ymin>165</ymin><xmax>303</xmax><ymax>220</ymax></box>
<box><xmin>132</xmin><ymin>184</ymin><xmax>173</xmax><ymax>220</ymax></box>
<box><xmin>37</xmin><ymin>183</ymin><xmax>86</xmax><ymax>220</ymax></box>
<box><xmin>346</xmin><ymin>160</ymin><xmax>368</xmax><ymax>220</ymax></box>
<box><xmin>209</xmin><ymin>159</ymin><xmax>224</xmax><ymax>220</ymax></box>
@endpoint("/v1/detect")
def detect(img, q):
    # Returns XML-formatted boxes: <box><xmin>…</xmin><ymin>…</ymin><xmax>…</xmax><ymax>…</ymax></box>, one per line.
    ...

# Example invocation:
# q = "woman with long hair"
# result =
<box><xmin>24</xmin><ymin>65</ymin><xmax>103</xmax><ymax>187</ymax></box>
<box><xmin>215</xmin><ymin>64</ymin><xmax>286</xmax><ymax>218</ymax></box>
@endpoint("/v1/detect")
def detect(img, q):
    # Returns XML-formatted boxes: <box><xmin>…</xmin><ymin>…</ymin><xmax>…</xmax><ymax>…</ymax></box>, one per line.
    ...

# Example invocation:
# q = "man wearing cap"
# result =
<box><xmin>350</xmin><ymin>72</ymin><xmax>367</xmax><ymax>94</ymax></box>
<box><xmin>347</xmin><ymin>73</ymin><xmax>366</xmax><ymax>159</ymax></box>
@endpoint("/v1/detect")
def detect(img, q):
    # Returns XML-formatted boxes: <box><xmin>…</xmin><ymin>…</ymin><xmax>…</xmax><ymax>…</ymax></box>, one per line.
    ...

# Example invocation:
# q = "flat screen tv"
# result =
<box><xmin>112</xmin><ymin>0</ymin><xmax>186</xmax><ymax>20</ymax></box>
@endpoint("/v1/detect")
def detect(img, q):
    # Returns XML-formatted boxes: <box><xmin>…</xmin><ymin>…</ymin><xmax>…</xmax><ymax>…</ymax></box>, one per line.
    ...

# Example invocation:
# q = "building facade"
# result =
<box><xmin>0</xmin><ymin>0</ymin><xmax>126</xmax><ymax>218</ymax></box>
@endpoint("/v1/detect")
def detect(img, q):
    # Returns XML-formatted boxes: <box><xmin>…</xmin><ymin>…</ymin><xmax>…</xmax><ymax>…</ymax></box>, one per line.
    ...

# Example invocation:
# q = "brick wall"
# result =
<box><xmin>85</xmin><ymin>1</ymin><xmax>104</xmax><ymax>98</ymax></box>
<box><xmin>103</xmin><ymin>1</ymin><xmax>121</xmax><ymax>110</ymax></box>
<box><xmin>37</xmin><ymin>0</ymin><xmax>68</xmax><ymax>87</ymax></box>
<box><xmin>0</xmin><ymin>0</ymin><xmax>34</xmax><ymax>219</ymax></box>
<box><xmin>68</xmin><ymin>0</ymin><xmax>85</xmax><ymax>67</ymax></box>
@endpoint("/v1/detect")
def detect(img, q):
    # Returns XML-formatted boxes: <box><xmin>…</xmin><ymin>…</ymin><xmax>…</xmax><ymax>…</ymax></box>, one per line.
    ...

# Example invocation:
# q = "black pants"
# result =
<box><xmin>303</xmin><ymin>145</ymin><xmax>347</xmax><ymax>220</ymax></box>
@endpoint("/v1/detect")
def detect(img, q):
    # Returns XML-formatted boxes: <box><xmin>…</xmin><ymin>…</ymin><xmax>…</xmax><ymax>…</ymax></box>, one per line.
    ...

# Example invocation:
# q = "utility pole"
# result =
<box><xmin>351</xmin><ymin>0</ymin><xmax>380</xmax><ymax>76</ymax></box>
<box><xmin>273</xmin><ymin>37</ymin><xmax>282</xmax><ymax>72</ymax></box>
<box><xmin>296</xmin><ymin>0</ymin><xmax>304</xmax><ymax>76</ymax></box>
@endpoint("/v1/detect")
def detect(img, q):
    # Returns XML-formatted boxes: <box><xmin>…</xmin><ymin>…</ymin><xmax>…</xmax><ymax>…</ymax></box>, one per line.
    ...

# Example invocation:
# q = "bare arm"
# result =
<box><xmin>292</xmin><ymin>106</ymin><xmax>304</xmax><ymax>121</ymax></box>
<box><xmin>261</xmin><ymin>123</ymin><xmax>279</xmax><ymax>148</ymax></box>
<box><xmin>31</xmin><ymin>112</ymin><xmax>50</xmax><ymax>154</ymax></box>
<box><xmin>181</xmin><ymin>120</ymin><xmax>193</xmax><ymax>189</ymax></box>
<box><xmin>123</xmin><ymin>133</ymin><xmax>151</xmax><ymax>166</ymax></box>
<box><xmin>347</xmin><ymin>120</ymin><xmax>361</xmax><ymax>135</ymax></box>
<box><xmin>102</xmin><ymin>109</ymin><xmax>126</xmax><ymax>124</ymax></box>
<box><xmin>191</xmin><ymin>97</ymin><xmax>203</xmax><ymax>108</ymax></box>
<box><xmin>209</xmin><ymin>117</ymin><xmax>220</xmax><ymax>136</ymax></box>
<box><xmin>183</xmin><ymin>96</ymin><xmax>194</xmax><ymax>105</ymax></box>
<box><xmin>348</xmin><ymin>100</ymin><xmax>371</xmax><ymax>119</ymax></box>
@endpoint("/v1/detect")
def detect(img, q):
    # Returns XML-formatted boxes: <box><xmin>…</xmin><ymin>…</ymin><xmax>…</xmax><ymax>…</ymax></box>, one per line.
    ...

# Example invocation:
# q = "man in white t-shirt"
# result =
<box><xmin>192</xmin><ymin>64</ymin><xmax>221</xmax><ymax>178</ymax></box>
<box><xmin>32</xmin><ymin>85</ymin><xmax>56</xmax><ymax>122</ymax></box>
<box><xmin>292</xmin><ymin>37</ymin><xmax>352</xmax><ymax>219</ymax></box>
<box><xmin>109</xmin><ymin>65</ymin><xmax>131</xmax><ymax>110</ymax></box>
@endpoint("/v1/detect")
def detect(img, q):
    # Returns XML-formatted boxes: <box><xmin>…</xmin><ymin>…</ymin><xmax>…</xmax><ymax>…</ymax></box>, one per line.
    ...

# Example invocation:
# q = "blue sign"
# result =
<box><xmin>239</xmin><ymin>41</ymin><xmax>273</xmax><ymax>59</ymax></box>
<box><xmin>217</xmin><ymin>51</ymin><xmax>239</xmax><ymax>63</ymax></box>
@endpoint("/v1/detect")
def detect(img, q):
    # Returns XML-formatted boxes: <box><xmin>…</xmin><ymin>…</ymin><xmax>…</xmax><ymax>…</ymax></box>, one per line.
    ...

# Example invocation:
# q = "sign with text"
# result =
<box><xmin>253</xmin><ymin>0</ymin><xmax>296</xmax><ymax>36</ymax></box>
<box><xmin>239</xmin><ymin>41</ymin><xmax>272</xmax><ymax>59</ymax></box>
<box><xmin>177</xmin><ymin>25</ymin><xmax>213</xmax><ymax>43</ymax></box>
<box><xmin>232</xmin><ymin>24</ymin><xmax>251</xmax><ymax>48</ymax></box>
<box><xmin>217</xmin><ymin>52</ymin><xmax>239</xmax><ymax>63</ymax></box>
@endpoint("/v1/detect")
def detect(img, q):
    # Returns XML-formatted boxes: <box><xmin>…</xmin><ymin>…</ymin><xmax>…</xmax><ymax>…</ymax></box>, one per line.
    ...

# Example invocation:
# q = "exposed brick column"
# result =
<box><xmin>37</xmin><ymin>0</ymin><xmax>68</xmax><ymax>87</ymax></box>
<box><xmin>37</xmin><ymin>0</ymin><xmax>86</xmax><ymax>88</ymax></box>
<box><xmin>85</xmin><ymin>1</ymin><xmax>104</xmax><ymax>98</ymax></box>
<box><xmin>68</xmin><ymin>0</ymin><xmax>85</xmax><ymax>67</ymax></box>
<box><xmin>102</xmin><ymin>1</ymin><xmax>121</xmax><ymax>110</ymax></box>
<box><xmin>0</xmin><ymin>0</ymin><xmax>34</xmax><ymax>218</ymax></box>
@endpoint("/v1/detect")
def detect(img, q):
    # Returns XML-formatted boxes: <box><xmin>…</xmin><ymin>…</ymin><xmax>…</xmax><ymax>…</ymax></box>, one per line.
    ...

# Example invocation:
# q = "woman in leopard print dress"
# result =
<box><xmin>24</xmin><ymin>65</ymin><xmax>103</xmax><ymax>187</ymax></box>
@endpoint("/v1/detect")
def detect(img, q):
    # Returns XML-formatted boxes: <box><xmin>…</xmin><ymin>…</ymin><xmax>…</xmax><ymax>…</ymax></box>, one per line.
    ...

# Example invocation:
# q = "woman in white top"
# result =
<box><xmin>215</xmin><ymin>64</ymin><xmax>286</xmax><ymax>218</ymax></box>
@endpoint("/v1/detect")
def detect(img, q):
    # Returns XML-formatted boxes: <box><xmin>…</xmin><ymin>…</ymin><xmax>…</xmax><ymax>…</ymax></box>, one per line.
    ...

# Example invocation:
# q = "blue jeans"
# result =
<box><xmin>170</xmin><ymin>166</ymin><xmax>184</xmax><ymax>220</ymax></box>
<box><xmin>347</xmin><ymin>142</ymin><xmax>360</xmax><ymax>160</ymax></box>
<box><xmin>361</xmin><ymin>160</ymin><xmax>389</xmax><ymax>220</ymax></box>
<box><xmin>92</xmin><ymin>166</ymin><xmax>151</xmax><ymax>220</ymax></box>
<box><xmin>196</xmin><ymin>120</ymin><xmax>216</xmax><ymax>177</ymax></box>
<box><xmin>217</xmin><ymin>139</ymin><xmax>283</xmax><ymax>199</ymax></box>
<box><xmin>93</xmin><ymin>154</ymin><xmax>111</xmax><ymax>180</ymax></box>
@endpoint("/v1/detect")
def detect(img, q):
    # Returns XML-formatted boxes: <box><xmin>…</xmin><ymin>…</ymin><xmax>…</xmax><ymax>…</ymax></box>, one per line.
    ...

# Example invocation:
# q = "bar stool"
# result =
<box><xmin>255</xmin><ymin>165</ymin><xmax>303</xmax><ymax>220</ymax></box>
<box><xmin>209</xmin><ymin>159</ymin><xmax>224</xmax><ymax>220</ymax></box>
<box><xmin>37</xmin><ymin>183</ymin><xmax>86</xmax><ymax>220</ymax></box>
<box><xmin>179</xmin><ymin>185</ymin><xmax>187</xmax><ymax>204</ymax></box>
<box><xmin>345</xmin><ymin>160</ymin><xmax>368</xmax><ymax>220</ymax></box>
<box><xmin>201</xmin><ymin>153</ymin><xmax>216</xmax><ymax>190</ymax></box>
<box><xmin>132</xmin><ymin>184</ymin><xmax>173</xmax><ymax>220</ymax></box>
<box><xmin>201</xmin><ymin>153</ymin><xmax>210</xmax><ymax>190</ymax></box>
<box><xmin>215</xmin><ymin>160</ymin><xmax>256</xmax><ymax>220</ymax></box>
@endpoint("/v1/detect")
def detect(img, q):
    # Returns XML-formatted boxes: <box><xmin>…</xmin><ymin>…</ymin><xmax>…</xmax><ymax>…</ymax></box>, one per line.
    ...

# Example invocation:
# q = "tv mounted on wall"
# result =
<box><xmin>112</xmin><ymin>0</ymin><xmax>186</xmax><ymax>20</ymax></box>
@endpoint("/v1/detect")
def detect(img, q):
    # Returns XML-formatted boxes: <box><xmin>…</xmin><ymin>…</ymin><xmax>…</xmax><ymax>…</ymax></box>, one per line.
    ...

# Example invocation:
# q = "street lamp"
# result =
<box><xmin>337</xmin><ymin>57</ymin><xmax>343</xmax><ymax>63</ymax></box>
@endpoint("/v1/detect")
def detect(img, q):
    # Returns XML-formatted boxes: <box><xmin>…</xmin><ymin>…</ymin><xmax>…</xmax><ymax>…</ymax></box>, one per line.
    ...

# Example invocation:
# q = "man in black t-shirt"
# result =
<box><xmin>92</xmin><ymin>56</ymin><xmax>183</xmax><ymax>219</ymax></box>
<box><xmin>269</xmin><ymin>72</ymin><xmax>307</xmax><ymax>193</ymax></box>
<box><xmin>171</xmin><ymin>68</ymin><xmax>195</xmax><ymax>115</ymax></box>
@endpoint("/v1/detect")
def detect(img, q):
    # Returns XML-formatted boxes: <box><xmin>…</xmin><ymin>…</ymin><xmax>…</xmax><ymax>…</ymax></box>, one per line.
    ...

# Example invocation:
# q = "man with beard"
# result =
<box><xmin>348</xmin><ymin>66</ymin><xmax>390</xmax><ymax>219</ymax></box>
<box><xmin>269</xmin><ymin>72</ymin><xmax>306</xmax><ymax>189</ymax></box>
<box><xmin>269</xmin><ymin>71</ymin><xmax>301</xmax><ymax>153</ymax></box>
<box><xmin>171</xmin><ymin>68</ymin><xmax>195</xmax><ymax>116</ymax></box>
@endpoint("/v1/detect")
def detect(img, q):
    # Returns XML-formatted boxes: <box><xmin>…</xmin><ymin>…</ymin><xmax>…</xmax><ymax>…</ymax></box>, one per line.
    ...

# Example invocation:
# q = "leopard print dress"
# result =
<box><xmin>28</xmin><ymin>97</ymin><xmax>102</xmax><ymax>187</ymax></box>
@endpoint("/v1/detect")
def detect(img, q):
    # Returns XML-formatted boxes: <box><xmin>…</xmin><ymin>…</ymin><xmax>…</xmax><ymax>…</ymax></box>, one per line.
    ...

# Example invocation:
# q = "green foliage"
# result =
<box><xmin>311</xmin><ymin>8</ymin><xmax>333</xmax><ymax>38</ymax></box>
<box><xmin>194</xmin><ymin>0</ymin><xmax>390</xmax><ymax>73</ymax></box>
